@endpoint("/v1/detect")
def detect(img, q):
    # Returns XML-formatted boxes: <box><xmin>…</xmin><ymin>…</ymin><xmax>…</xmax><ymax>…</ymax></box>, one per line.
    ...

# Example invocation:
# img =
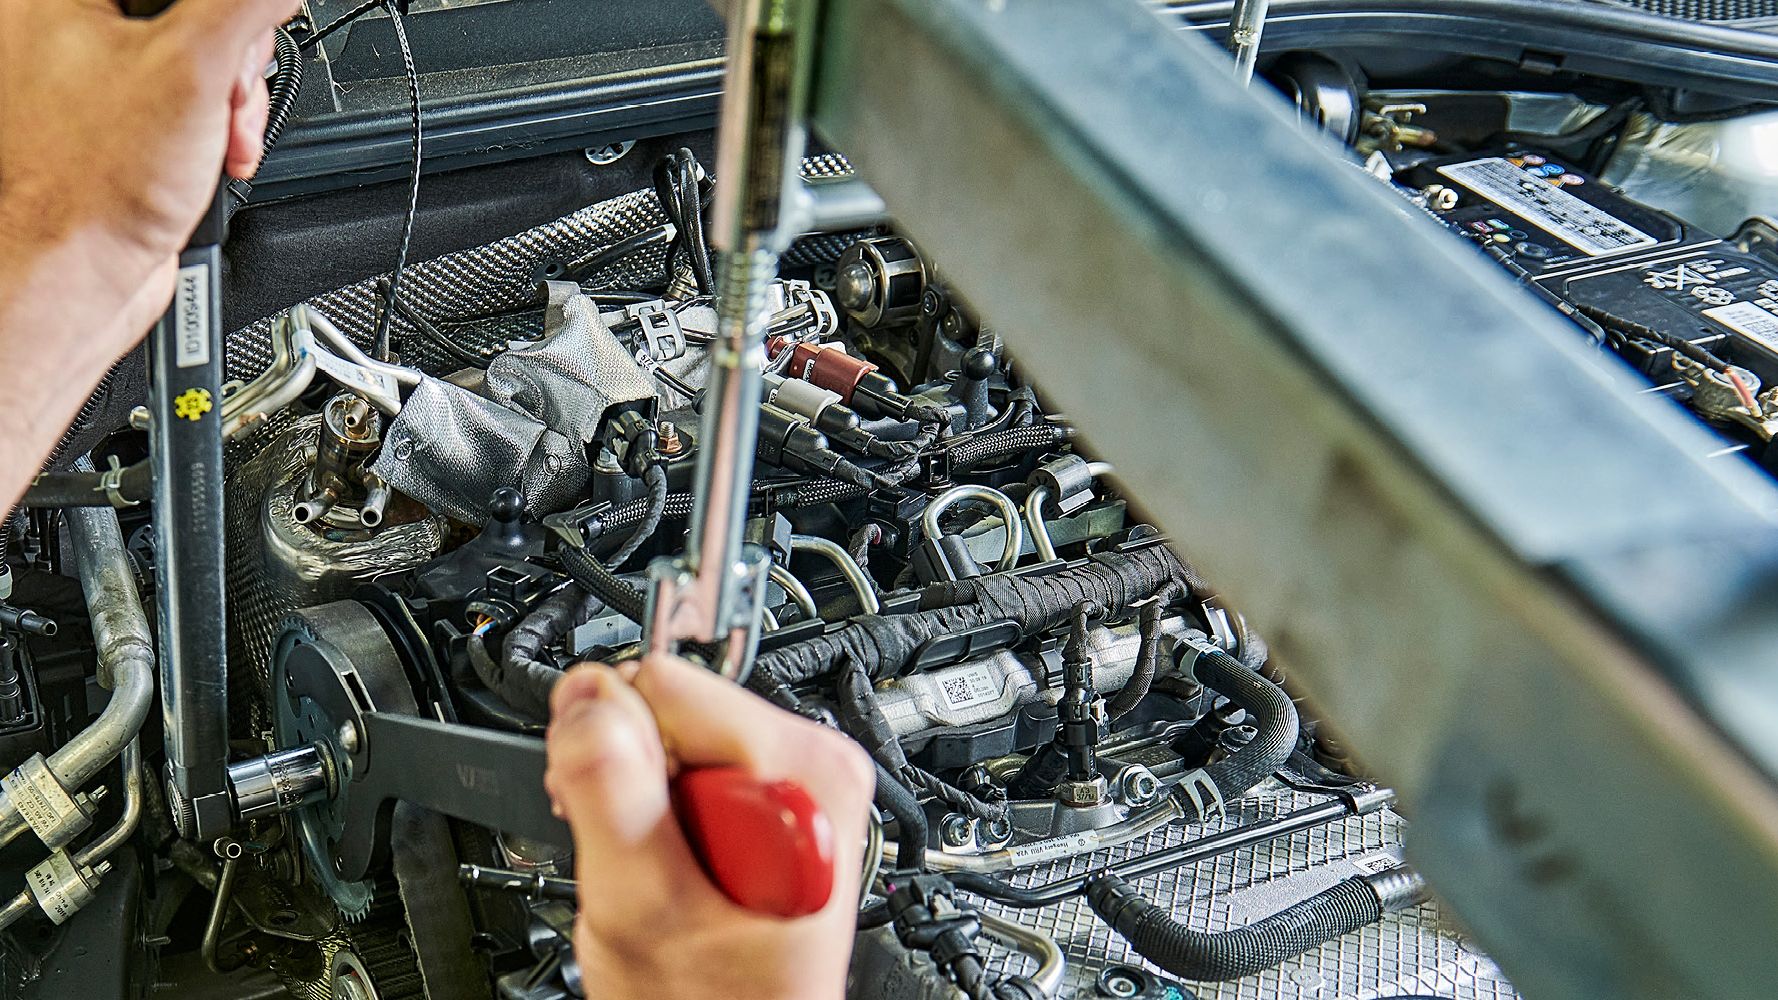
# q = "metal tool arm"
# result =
<box><xmin>804</xmin><ymin>2</ymin><xmax>1778</xmax><ymax>998</ymax></box>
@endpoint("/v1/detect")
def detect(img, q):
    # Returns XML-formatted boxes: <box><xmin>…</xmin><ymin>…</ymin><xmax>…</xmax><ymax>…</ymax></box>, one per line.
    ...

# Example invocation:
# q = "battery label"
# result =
<box><xmin>1438</xmin><ymin>157</ymin><xmax>1658</xmax><ymax>257</ymax></box>
<box><xmin>1704</xmin><ymin>300</ymin><xmax>1778</xmax><ymax>354</ymax></box>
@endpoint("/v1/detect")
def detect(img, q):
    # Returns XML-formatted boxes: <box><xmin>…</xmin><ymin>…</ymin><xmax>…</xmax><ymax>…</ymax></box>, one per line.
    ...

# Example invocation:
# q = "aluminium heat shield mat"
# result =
<box><xmin>976</xmin><ymin>782</ymin><xmax>1520</xmax><ymax>1000</ymax></box>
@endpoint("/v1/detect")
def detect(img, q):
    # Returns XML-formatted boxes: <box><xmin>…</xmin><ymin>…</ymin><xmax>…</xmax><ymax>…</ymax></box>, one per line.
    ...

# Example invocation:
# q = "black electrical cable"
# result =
<box><xmin>372</xmin><ymin>0</ymin><xmax>423</xmax><ymax>363</ymax></box>
<box><xmin>376</xmin><ymin>277</ymin><xmax>488</xmax><ymax>369</ymax></box>
<box><xmin>652</xmin><ymin>149</ymin><xmax>714</xmax><ymax>293</ymax></box>
<box><xmin>466</xmin><ymin>633</ymin><xmax>557</xmax><ymax>720</ymax></box>
<box><xmin>565</xmin><ymin>224</ymin><xmax>677</xmax><ymax>285</ymax></box>
<box><xmin>1105</xmin><ymin>591</ymin><xmax>1170</xmax><ymax>722</ymax></box>
<box><xmin>1578</xmin><ymin>303</ymin><xmax>1734</xmax><ymax>373</ymax></box>
<box><xmin>298</xmin><ymin>0</ymin><xmax>382</xmax><ymax>52</ymax></box>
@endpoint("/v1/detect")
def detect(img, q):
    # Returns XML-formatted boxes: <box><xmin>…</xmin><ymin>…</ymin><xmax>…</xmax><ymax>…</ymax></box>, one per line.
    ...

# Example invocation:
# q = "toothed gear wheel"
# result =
<box><xmin>325</xmin><ymin>877</ymin><xmax>425</xmax><ymax>1000</ymax></box>
<box><xmin>271</xmin><ymin>602</ymin><xmax>418</xmax><ymax>921</ymax></box>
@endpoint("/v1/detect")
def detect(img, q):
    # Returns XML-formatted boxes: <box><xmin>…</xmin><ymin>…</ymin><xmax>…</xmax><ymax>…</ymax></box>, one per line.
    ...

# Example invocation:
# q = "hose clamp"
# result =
<box><xmin>1171</xmin><ymin>767</ymin><xmax>1225</xmax><ymax>824</ymax></box>
<box><xmin>100</xmin><ymin>456</ymin><xmax>139</xmax><ymax>509</ymax></box>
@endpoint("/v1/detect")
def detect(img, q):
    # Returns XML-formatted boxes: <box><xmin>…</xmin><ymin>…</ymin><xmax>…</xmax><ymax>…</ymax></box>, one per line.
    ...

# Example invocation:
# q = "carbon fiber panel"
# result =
<box><xmin>980</xmin><ymin>782</ymin><xmax>1521</xmax><ymax>1000</ymax></box>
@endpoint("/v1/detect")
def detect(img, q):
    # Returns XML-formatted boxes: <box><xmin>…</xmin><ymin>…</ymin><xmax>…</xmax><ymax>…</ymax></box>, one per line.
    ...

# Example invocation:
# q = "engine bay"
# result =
<box><xmin>5</xmin><ymin>2</ymin><xmax>1778</xmax><ymax>999</ymax></box>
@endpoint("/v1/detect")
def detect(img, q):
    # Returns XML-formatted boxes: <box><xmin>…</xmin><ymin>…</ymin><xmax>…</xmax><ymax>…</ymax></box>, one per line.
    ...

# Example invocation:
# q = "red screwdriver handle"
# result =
<box><xmin>669</xmin><ymin>766</ymin><xmax>835</xmax><ymax>918</ymax></box>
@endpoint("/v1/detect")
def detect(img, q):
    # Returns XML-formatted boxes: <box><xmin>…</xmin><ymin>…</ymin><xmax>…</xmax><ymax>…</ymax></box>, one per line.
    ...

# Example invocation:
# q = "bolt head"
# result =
<box><xmin>940</xmin><ymin>814</ymin><xmax>974</xmax><ymax>848</ymax></box>
<box><xmin>1104</xmin><ymin>974</ymin><xmax>1139</xmax><ymax>998</ymax></box>
<box><xmin>337</xmin><ymin>721</ymin><xmax>361</xmax><ymax>756</ymax></box>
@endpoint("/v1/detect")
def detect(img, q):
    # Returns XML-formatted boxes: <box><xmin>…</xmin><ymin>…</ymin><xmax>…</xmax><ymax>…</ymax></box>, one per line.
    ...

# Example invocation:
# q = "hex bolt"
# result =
<box><xmin>337</xmin><ymin>721</ymin><xmax>362</xmax><ymax>756</ymax></box>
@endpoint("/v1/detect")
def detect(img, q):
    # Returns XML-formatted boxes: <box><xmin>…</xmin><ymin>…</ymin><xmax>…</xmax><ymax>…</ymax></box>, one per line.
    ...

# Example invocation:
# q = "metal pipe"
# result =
<box><xmin>1024</xmin><ymin>485</ymin><xmax>1057</xmax><ymax>563</ymax></box>
<box><xmin>73</xmin><ymin>739</ymin><xmax>143</xmax><ymax>865</ymax></box>
<box><xmin>0</xmin><ymin>741</ymin><xmax>145</xmax><ymax>931</ymax></box>
<box><xmin>222</xmin><ymin>310</ymin><xmax>318</xmax><ymax>437</ymax></box>
<box><xmin>790</xmin><ymin>533</ymin><xmax>880</xmax><ymax>614</ymax></box>
<box><xmin>201</xmin><ymin>853</ymin><xmax>243</xmax><ymax>973</ymax></box>
<box><xmin>882</xmin><ymin>796</ymin><xmax>1181</xmax><ymax>873</ymax></box>
<box><xmin>0</xmin><ymin>504</ymin><xmax>156</xmax><ymax>849</ymax></box>
<box><xmin>769</xmin><ymin>563</ymin><xmax>820</xmax><ymax>622</ymax></box>
<box><xmin>980</xmin><ymin>912</ymin><xmax>1066</xmax><ymax>997</ymax></box>
<box><xmin>950</xmin><ymin>790</ymin><xmax>1394</xmax><ymax>909</ymax></box>
<box><xmin>297</xmin><ymin>306</ymin><xmax>417</xmax><ymax>417</ymax></box>
<box><xmin>922</xmin><ymin>484</ymin><xmax>1023</xmax><ymax>572</ymax></box>
<box><xmin>1025</xmin><ymin>464</ymin><xmax>1114</xmax><ymax>564</ymax></box>
<box><xmin>1227</xmin><ymin>0</ymin><xmax>1271</xmax><ymax>85</ymax></box>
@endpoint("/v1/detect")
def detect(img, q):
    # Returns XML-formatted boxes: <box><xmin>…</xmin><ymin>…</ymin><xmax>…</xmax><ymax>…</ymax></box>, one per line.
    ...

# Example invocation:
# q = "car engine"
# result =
<box><xmin>4</xmin><ymin>2</ymin><xmax>1778</xmax><ymax>999</ymax></box>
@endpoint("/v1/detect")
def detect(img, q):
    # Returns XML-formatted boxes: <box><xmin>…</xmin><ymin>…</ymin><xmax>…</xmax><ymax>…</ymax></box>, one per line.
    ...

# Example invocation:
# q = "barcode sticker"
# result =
<box><xmin>936</xmin><ymin>663</ymin><xmax>1000</xmax><ymax>712</ymax></box>
<box><xmin>1438</xmin><ymin>157</ymin><xmax>1657</xmax><ymax>256</ymax></box>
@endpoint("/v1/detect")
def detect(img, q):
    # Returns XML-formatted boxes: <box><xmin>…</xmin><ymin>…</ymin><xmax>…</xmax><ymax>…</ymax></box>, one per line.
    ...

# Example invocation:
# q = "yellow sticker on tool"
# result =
<box><xmin>173</xmin><ymin>388</ymin><xmax>213</xmax><ymax>422</ymax></box>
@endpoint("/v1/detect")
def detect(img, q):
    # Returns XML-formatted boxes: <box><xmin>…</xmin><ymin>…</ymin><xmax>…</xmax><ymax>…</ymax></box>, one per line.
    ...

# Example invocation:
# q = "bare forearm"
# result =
<box><xmin>0</xmin><ymin>199</ymin><xmax>168</xmax><ymax>510</ymax></box>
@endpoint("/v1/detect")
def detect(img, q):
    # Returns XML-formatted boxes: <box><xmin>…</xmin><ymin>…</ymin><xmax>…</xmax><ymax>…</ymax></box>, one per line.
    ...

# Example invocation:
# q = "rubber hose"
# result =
<box><xmin>1193</xmin><ymin>646</ymin><xmax>1299</xmax><ymax>807</ymax></box>
<box><xmin>19</xmin><ymin>461</ymin><xmax>153</xmax><ymax>508</ymax></box>
<box><xmin>1087</xmin><ymin>867</ymin><xmax>1426</xmax><ymax>982</ymax></box>
<box><xmin>873</xmin><ymin>762</ymin><xmax>929</xmax><ymax>873</ymax></box>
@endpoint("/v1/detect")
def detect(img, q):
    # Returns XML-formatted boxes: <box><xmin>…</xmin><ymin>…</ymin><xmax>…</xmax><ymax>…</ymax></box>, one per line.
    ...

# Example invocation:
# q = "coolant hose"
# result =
<box><xmin>1087</xmin><ymin>866</ymin><xmax>1427</xmax><ymax>982</ymax></box>
<box><xmin>19</xmin><ymin>461</ymin><xmax>153</xmax><ymax>508</ymax></box>
<box><xmin>1193</xmin><ymin>645</ymin><xmax>1299</xmax><ymax>805</ymax></box>
<box><xmin>873</xmin><ymin>762</ymin><xmax>929</xmax><ymax>873</ymax></box>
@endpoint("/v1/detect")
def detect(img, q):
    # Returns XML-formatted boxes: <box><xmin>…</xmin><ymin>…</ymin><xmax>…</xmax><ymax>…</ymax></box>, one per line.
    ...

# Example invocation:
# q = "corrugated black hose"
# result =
<box><xmin>1086</xmin><ymin>866</ymin><xmax>1427</xmax><ymax>982</ymax></box>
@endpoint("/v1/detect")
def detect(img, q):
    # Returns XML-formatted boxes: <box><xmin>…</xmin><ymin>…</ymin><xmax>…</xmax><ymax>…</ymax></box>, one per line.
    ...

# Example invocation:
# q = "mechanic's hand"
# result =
<box><xmin>545</xmin><ymin>655</ymin><xmax>875</xmax><ymax>1000</ymax></box>
<box><xmin>0</xmin><ymin>0</ymin><xmax>300</xmax><ymax>343</ymax></box>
